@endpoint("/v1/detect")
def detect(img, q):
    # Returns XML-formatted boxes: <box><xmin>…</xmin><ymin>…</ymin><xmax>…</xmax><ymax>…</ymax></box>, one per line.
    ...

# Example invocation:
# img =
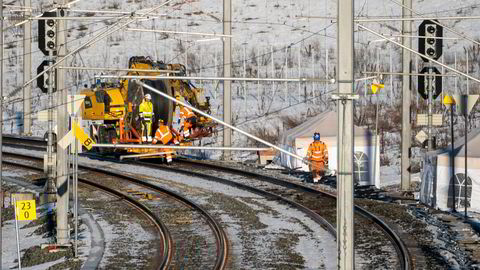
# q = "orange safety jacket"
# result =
<box><xmin>307</xmin><ymin>141</ymin><xmax>328</xmax><ymax>163</ymax></box>
<box><xmin>152</xmin><ymin>125</ymin><xmax>173</xmax><ymax>145</ymax></box>
<box><xmin>180</xmin><ymin>107</ymin><xmax>196</xmax><ymax>119</ymax></box>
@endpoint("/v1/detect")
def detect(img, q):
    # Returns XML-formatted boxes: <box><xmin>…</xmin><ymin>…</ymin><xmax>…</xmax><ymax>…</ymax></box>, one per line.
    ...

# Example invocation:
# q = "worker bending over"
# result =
<box><xmin>139</xmin><ymin>94</ymin><xmax>154</xmax><ymax>142</ymax></box>
<box><xmin>152</xmin><ymin>119</ymin><xmax>179</xmax><ymax>164</ymax></box>
<box><xmin>179</xmin><ymin>105</ymin><xmax>197</xmax><ymax>140</ymax></box>
<box><xmin>306</xmin><ymin>132</ymin><xmax>328</xmax><ymax>183</ymax></box>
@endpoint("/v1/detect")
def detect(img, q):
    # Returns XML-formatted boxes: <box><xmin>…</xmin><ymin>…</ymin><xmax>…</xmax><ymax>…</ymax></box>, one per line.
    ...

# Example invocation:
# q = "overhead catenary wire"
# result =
<box><xmin>96</xmin><ymin>74</ymin><xmax>336</xmax><ymax>83</ymax></box>
<box><xmin>358</xmin><ymin>24</ymin><xmax>480</xmax><ymax>83</ymax></box>
<box><xmin>20</xmin><ymin>0</ymin><xmax>176</xmax><ymax>97</ymax></box>
<box><xmin>389</xmin><ymin>0</ymin><xmax>480</xmax><ymax>47</ymax></box>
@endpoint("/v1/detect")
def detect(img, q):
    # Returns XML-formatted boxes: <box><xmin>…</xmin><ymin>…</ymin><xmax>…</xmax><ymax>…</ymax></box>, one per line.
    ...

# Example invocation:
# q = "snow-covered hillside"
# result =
<box><xmin>3</xmin><ymin>0</ymin><xmax>480</xmax><ymax>180</ymax></box>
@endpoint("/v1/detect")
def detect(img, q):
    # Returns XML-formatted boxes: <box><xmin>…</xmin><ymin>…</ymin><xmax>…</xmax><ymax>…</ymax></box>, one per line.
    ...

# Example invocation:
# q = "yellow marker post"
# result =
<box><xmin>72</xmin><ymin>121</ymin><xmax>95</xmax><ymax>150</ymax></box>
<box><xmin>371</xmin><ymin>81</ymin><xmax>385</xmax><ymax>94</ymax></box>
<box><xmin>14</xmin><ymin>199</ymin><xmax>37</xmax><ymax>269</ymax></box>
<box><xmin>15</xmin><ymin>199</ymin><xmax>37</xmax><ymax>221</ymax></box>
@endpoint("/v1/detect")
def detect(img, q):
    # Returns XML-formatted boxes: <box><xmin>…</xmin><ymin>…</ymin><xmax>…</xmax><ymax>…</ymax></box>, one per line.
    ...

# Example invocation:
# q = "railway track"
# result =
<box><xmin>3</xmin><ymin>135</ymin><xmax>412</xmax><ymax>269</ymax></box>
<box><xmin>141</xmin><ymin>158</ymin><xmax>412</xmax><ymax>269</ymax></box>
<box><xmin>2</xmin><ymin>150</ymin><xmax>229</xmax><ymax>270</ymax></box>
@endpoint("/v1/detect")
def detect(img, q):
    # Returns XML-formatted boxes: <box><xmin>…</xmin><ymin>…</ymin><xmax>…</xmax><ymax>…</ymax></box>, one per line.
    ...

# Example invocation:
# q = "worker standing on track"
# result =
<box><xmin>179</xmin><ymin>105</ymin><xmax>197</xmax><ymax>140</ymax></box>
<box><xmin>152</xmin><ymin>119</ymin><xmax>179</xmax><ymax>164</ymax></box>
<box><xmin>306</xmin><ymin>132</ymin><xmax>328</xmax><ymax>183</ymax></box>
<box><xmin>139</xmin><ymin>94</ymin><xmax>154</xmax><ymax>142</ymax></box>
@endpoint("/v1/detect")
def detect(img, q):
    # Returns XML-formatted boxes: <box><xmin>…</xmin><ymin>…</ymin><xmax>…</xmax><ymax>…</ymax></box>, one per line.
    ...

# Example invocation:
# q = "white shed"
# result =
<box><xmin>420</xmin><ymin>128</ymin><xmax>480</xmax><ymax>213</ymax></box>
<box><xmin>279</xmin><ymin>111</ymin><xmax>380</xmax><ymax>187</ymax></box>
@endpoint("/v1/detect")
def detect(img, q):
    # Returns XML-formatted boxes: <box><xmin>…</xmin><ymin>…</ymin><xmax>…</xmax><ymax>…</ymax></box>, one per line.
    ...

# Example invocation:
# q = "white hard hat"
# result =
<box><xmin>145</xmin><ymin>94</ymin><xmax>152</xmax><ymax>100</ymax></box>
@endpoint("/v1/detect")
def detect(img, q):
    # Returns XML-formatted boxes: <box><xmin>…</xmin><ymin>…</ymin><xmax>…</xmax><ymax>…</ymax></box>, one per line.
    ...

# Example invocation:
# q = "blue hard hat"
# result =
<box><xmin>313</xmin><ymin>132</ymin><xmax>320</xmax><ymax>141</ymax></box>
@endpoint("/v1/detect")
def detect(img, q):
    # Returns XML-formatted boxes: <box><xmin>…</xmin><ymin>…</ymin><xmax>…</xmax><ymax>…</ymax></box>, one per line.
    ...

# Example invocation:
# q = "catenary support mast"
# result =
<box><xmin>223</xmin><ymin>0</ymin><xmax>232</xmax><ymax>160</ymax></box>
<box><xmin>56</xmin><ymin>4</ymin><xmax>69</xmax><ymax>245</ymax></box>
<box><xmin>336</xmin><ymin>0</ymin><xmax>355</xmax><ymax>268</ymax></box>
<box><xmin>23</xmin><ymin>0</ymin><xmax>32</xmax><ymax>135</ymax></box>
<box><xmin>401</xmin><ymin>0</ymin><xmax>412</xmax><ymax>190</ymax></box>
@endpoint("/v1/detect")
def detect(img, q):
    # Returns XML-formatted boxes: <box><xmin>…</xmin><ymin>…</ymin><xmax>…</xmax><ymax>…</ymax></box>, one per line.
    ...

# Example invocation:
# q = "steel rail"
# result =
<box><xmin>2</xmin><ymin>135</ymin><xmax>409</xmax><ymax>268</ymax></box>
<box><xmin>137</xmin><ymin>160</ymin><xmax>337</xmax><ymax>236</ymax></box>
<box><xmin>173</xmin><ymin>158</ymin><xmax>412</xmax><ymax>270</ymax></box>
<box><xmin>2</xmin><ymin>158</ymin><xmax>173</xmax><ymax>270</ymax></box>
<box><xmin>2</xmin><ymin>150</ymin><xmax>229</xmax><ymax>270</ymax></box>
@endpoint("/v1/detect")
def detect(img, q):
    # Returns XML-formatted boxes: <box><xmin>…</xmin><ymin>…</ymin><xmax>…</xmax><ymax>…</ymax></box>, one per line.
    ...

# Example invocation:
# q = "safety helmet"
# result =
<box><xmin>145</xmin><ymin>94</ymin><xmax>152</xmax><ymax>100</ymax></box>
<box><xmin>158</xmin><ymin>119</ymin><xmax>164</xmax><ymax>124</ymax></box>
<box><xmin>313</xmin><ymin>132</ymin><xmax>320</xmax><ymax>141</ymax></box>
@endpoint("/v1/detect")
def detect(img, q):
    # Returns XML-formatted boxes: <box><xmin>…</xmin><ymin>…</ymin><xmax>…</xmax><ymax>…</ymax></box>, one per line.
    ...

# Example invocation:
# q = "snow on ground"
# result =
<box><xmin>2</xmin><ymin>220</ymin><xmax>49</xmax><ymax>270</ymax></box>
<box><xmin>255</xmin><ymin>199</ymin><xmax>337</xmax><ymax>269</ymax></box>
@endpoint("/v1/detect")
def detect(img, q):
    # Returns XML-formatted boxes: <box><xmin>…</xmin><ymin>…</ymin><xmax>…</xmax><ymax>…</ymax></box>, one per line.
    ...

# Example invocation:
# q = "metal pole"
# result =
<box><xmin>74</xmin><ymin>138</ymin><xmax>78</xmax><ymax>256</ymax></box>
<box><xmin>244</xmin><ymin>45</ymin><xmax>247</xmax><ymax>115</ymax></box>
<box><xmin>455</xmin><ymin>52</ymin><xmax>458</xmax><ymax>94</ymax></box>
<box><xmin>298</xmin><ymin>47</ymin><xmax>301</xmax><ymax>100</ymax></box>
<box><xmin>466</xmin><ymin>50</ymin><xmax>469</xmax><ymax>95</ymax></box>
<box><xmin>56</xmin><ymin>4</ymin><xmax>70</xmax><ymax>245</ymax></box>
<box><xmin>271</xmin><ymin>45</ymin><xmax>274</xmax><ymax>98</ymax></box>
<box><xmin>257</xmin><ymin>47</ymin><xmax>260</xmax><ymax>100</ymax></box>
<box><xmin>23</xmin><ymin>0</ymin><xmax>31</xmax><ymax>135</ymax></box>
<box><xmin>374</xmin><ymin>95</ymin><xmax>379</xmax><ymax>187</ymax></box>
<box><xmin>0</xmin><ymin>1</ymin><xmax>3</xmax><ymax>266</ymax></box>
<box><xmin>428</xmin><ymin>71</ymin><xmax>433</xmax><ymax>151</ymax></box>
<box><xmin>13</xmin><ymin>198</ymin><xmax>21</xmax><ymax>270</ymax></box>
<box><xmin>46</xmin><ymin>61</ymin><xmax>55</xmax><ymax>193</ymax></box>
<box><xmin>284</xmin><ymin>47</ymin><xmax>288</xmax><ymax>104</ymax></box>
<box><xmin>223</xmin><ymin>0</ymin><xmax>232</xmax><ymax>160</ymax></box>
<box><xmin>451</xmin><ymin>106</ymin><xmax>455</xmax><ymax>212</ymax></box>
<box><xmin>389</xmin><ymin>45</ymin><xmax>393</xmax><ymax>105</ymax></box>
<box><xmin>464</xmin><ymin>115</ymin><xmax>468</xmax><ymax>218</ymax></box>
<box><xmin>401</xmin><ymin>0</ymin><xmax>412</xmax><ymax>190</ymax></box>
<box><xmin>337</xmin><ymin>0</ymin><xmax>355</xmax><ymax>267</ymax></box>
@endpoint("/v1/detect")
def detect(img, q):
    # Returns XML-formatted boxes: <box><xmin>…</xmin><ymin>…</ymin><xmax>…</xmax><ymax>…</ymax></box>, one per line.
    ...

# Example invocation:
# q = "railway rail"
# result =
<box><xmin>142</xmin><ymin>158</ymin><xmax>412</xmax><ymax>269</ymax></box>
<box><xmin>4</xmin><ymin>135</ymin><xmax>411</xmax><ymax>269</ymax></box>
<box><xmin>2</xmin><ymin>148</ymin><xmax>229</xmax><ymax>270</ymax></box>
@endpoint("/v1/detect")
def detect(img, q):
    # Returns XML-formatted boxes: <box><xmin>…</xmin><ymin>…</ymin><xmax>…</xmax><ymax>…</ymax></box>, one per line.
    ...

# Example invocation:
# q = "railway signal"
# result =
<box><xmin>418</xmin><ymin>67</ymin><xmax>442</xmax><ymax>100</ymax></box>
<box><xmin>418</xmin><ymin>20</ymin><xmax>443</xmax><ymax>62</ymax></box>
<box><xmin>36</xmin><ymin>60</ymin><xmax>56</xmax><ymax>93</ymax></box>
<box><xmin>38</xmin><ymin>11</ymin><xmax>57</xmax><ymax>56</ymax></box>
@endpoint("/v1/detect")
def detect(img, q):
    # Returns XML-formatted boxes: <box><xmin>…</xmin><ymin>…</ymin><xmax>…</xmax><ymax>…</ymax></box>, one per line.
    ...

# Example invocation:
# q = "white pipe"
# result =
<box><xmin>135</xmin><ymin>80</ymin><xmax>308</xmax><ymax>163</ymax></box>
<box><xmin>126</xmin><ymin>28</ymin><xmax>233</xmax><ymax>38</ymax></box>
<box><xmin>70</xmin><ymin>8</ymin><xmax>167</xmax><ymax>16</ymax></box>
<box><xmin>94</xmin><ymin>144</ymin><xmax>272</xmax><ymax>151</ymax></box>
<box><xmin>58</xmin><ymin>66</ymin><xmax>180</xmax><ymax>73</ymax></box>
<box><xmin>119</xmin><ymin>152</ymin><xmax>171</xmax><ymax>160</ymax></box>
<box><xmin>362</xmin><ymin>71</ymin><xmax>456</xmax><ymax>77</ymax></box>
<box><xmin>356</xmin><ymin>15</ymin><xmax>480</xmax><ymax>22</ymax></box>
<box><xmin>11</xmin><ymin>16</ymin><xmax>150</xmax><ymax>20</ymax></box>
<box><xmin>358</xmin><ymin>24</ymin><xmax>480</xmax><ymax>84</ymax></box>
<box><xmin>97</xmin><ymin>74</ymin><xmax>336</xmax><ymax>83</ymax></box>
<box><xmin>297</xmin><ymin>15</ymin><xmax>480</xmax><ymax>22</ymax></box>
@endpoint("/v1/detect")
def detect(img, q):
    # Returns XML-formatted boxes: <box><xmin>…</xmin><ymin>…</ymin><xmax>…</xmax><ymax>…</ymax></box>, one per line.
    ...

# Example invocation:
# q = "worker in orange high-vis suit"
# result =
<box><xmin>152</xmin><ymin>119</ymin><xmax>179</xmax><ymax>164</ymax></box>
<box><xmin>306</xmin><ymin>132</ymin><xmax>328</xmax><ymax>183</ymax></box>
<box><xmin>179</xmin><ymin>105</ymin><xmax>197</xmax><ymax>140</ymax></box>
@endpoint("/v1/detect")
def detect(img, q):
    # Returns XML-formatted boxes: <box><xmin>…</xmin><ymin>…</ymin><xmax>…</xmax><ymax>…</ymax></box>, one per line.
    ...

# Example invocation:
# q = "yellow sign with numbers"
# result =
<box><xmin>73</xmin><ymin>121</ymin><xmax>94</xmax><ymax>150</ymax></box>
<box><xmin>16</xmin><ymin>200</ymin><xmax>37</xmax><ymax>221</ymax></box>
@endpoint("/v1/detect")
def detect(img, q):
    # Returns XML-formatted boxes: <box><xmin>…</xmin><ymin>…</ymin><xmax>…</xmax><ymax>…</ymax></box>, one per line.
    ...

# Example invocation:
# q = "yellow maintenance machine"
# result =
<box><xmin>81</xmin><ymin>56</ymin><xmax>215</xmax><ymax>157</ymax></box>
